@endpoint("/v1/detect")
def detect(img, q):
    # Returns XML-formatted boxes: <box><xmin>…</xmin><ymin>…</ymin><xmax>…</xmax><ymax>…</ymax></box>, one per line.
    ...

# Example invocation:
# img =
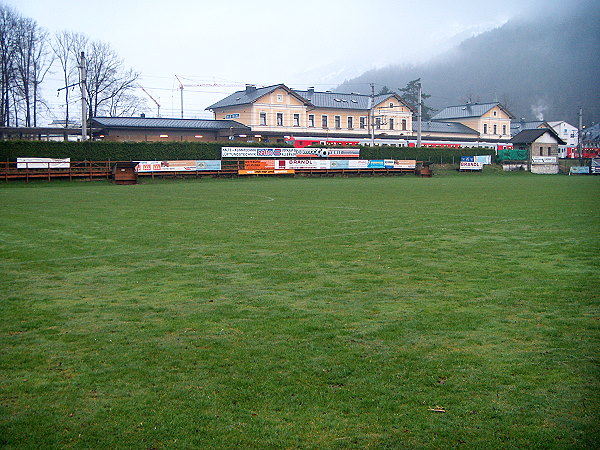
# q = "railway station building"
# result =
<box><xmin>206</xmin><ymin>84</ymin><xmax>414</xmax><ymax>143</ymax></box>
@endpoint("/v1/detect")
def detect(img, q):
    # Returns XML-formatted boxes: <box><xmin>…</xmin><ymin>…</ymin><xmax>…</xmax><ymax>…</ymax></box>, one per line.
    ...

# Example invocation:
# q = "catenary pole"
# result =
<box><xmin>79</xmin><ymin>52</ymin><xmax>87</xmax><ymax>141</ymax></box>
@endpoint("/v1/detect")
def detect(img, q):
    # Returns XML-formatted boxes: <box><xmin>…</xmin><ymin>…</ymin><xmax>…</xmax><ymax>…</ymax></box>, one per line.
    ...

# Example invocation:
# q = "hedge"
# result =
<box><xmin>0</xmin><ymin>140</ymin><xmax>497</xmax><ymax>164</ymax></box>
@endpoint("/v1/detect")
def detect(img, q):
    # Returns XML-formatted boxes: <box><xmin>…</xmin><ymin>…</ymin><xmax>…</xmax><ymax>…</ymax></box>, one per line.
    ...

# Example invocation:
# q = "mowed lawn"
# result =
<box><xmin>0</xmin><ymin>173</ymin><xmax>598</xmax><ymax>448</ymax></box>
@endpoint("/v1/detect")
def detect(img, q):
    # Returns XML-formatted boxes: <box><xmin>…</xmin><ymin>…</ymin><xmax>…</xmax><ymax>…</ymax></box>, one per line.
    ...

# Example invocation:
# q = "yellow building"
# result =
<box><xmin>431</xmin><ymin>102</ymin><xmax>513</xmax><ymax>141</ymax></box>
<box><xmin>206</xmin><ymin>84</ymin><xmax>413</xmax><ymax>142</ymax></box>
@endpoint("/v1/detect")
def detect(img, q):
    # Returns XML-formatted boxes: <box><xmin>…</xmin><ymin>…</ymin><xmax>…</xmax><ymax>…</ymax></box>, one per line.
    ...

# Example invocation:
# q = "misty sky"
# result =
<box><xmin>3</xmin><ymin>0</ymin><xmax>578</xmax><ymax>121</ymax></box>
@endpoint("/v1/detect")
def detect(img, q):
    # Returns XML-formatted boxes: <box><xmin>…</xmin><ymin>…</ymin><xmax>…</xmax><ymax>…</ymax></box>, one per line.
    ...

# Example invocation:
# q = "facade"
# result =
<box><xmin>206</xmin><ymin>84</ymin><xmax>414</xmax><ymax>142</ymax></box>
<box><xmin>91</xmin><ymin>117</ymin><xmax>251</xmax><ymax>142</ymax></box>
<box><xmin>432</xmin><ymin>102</ymin><xmax>513</xmax><ymax>141</ymax></box>
<box><xmin>546</xmin><ymin>121</ymin><xmax>578</xmax><ymax>147</ymax></box>
<box><xmin>511</xmin><ymin>128</ymin><xmax>565</xmax><ymax>173</ymax></box>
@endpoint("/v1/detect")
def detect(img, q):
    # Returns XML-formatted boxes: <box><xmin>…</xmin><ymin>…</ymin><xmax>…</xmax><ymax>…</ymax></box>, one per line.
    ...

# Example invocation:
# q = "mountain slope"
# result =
<box><xmin>337</xmin><ymin>2</ymin><xmax>600</xmax><ymax>125</ymax></box>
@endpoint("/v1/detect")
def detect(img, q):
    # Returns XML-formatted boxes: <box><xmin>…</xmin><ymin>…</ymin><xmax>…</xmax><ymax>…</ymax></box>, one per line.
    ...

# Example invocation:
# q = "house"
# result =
<box><xmin>91</xmin><ymin>117</ymin><xmax>251</xmax><ymax>142</ymax></box>
<box><xmin>206</xmin><ymin>84</ymin><xmax>413</xmax><ymax>142</ymax></box>
<box><xmin>431</xmin><ymin>102</ymin><xmax>513</xmax><ymax>141</ymax></box>
<box><xmin>511</xmin><ymin>128</ymin><xmax>566</xmax><ymax>173</ymax></box>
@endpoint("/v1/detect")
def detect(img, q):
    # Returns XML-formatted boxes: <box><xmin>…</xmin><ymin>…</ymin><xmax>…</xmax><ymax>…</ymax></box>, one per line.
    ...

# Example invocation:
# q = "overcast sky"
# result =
<box><xmin>4</xmin><ymin>0</ymin><xmax>568</xmax><ymax>122</ymax></box>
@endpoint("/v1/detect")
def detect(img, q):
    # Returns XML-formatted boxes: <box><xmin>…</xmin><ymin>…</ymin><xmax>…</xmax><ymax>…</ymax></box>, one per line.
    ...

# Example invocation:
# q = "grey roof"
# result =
<box><xmin>206</xmin><ymin>84</ymin><xmax>405</xmax><ymax>111</ymax></box>
<box><xmin>511</xmin><ymin>128</ymin><xmax>566</xmax><ymax>145</ymax></box>
<box><xmin>206</xmin><ymin>84</ymin><xmax>307</xmax><ymax>110</ymax></box>
<box><xmin>510</xmin><ymin>120</ymin><xmax>545</xmax><ymax>135</ymax></box>
<box><xmin>417</xmin><ymin>121</ymin><xmax>478</xmax><ymax>135</ymax></box>
<box><xmin>432</xmin><ymin>102</ymin><xmax>514</xmax><ymax>120</ymax></box>
<box><xmin>92</xmin><ymin>117</ymin><xmax>250</xmax><ymax>130</ymax></box>
<box><xmin>295</xmin><ymin>90</ymin><xmax>401</xmax><ymax>111</ymax></box>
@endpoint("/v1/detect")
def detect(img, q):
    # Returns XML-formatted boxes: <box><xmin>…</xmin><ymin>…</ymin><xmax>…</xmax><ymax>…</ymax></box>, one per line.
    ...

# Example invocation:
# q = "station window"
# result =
<box><xmin>322</xmin><ymin>115</ymin><xmax>328</xmax><ymax>128</ymax></box>
<box><xmin>360</xmin><ymin>117</ymin><xmax>366</xmax><ymax>129</ymax></box>
<box><xmin>277</xmin><ymin>113</ymin><xmax>283</xmax><ymax>126</ymax></box>
<box><xmin>335</xmin><ymin>116</ymin><xmax>341</xmax><ymax>128</ymax></box>
<box><xmin>389</xmin><ymin>118</ymin><xmax>394</xmax><ymax>130</ymax></box>
<box><xmin>483</xmin><ymin>124</ymin><xmax>488</xmax><ymax>134</ymax></box>
<box><xmin>293</xmin><ymin>114</ymin><xmax>300</xmax><ymax>127</ymax></box>
<box><xmin>402</xmin><ymin>119</ymin><xmax>407</xmax><ymax>131</ymax></box>
<box><xmin>308</xmin><ymin>114</ymin><xmax>315</xmax><ymax>127</ymax></box>
<box><xmin>259</xmin><ymin>112</ymin><xmax>267</xmax><ymax>126</ymax></box>
<box><xmin>347</xmin><ymin>117</ymin><xmax>353</xmax><ymax>129</ymax></box>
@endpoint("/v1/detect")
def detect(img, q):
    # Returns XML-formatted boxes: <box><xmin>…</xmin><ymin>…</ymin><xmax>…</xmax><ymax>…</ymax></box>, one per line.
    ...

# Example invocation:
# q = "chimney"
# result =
<box><xmin>307</xmin><ymin>86</ymin><xmax>314</xmax><ymax>94</ymax></box>
<box><xmin>245</xmin><ymin>84</ymin><xmax>256</xmax><ymax>94</ymax></box>
<box><xmin>140</xmin><ymin>113</ymin><xmax>145</xmax><ymax>118</ymax></box>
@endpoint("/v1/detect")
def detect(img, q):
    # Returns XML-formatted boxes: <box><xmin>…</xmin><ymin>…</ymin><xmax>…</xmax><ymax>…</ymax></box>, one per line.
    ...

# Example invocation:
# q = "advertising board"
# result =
<box><xmin>329</xmin><ymin>160</ymin><xmax>370</xmax><ymax>169</ymax></box>
<box><xmin>277</xmin><ymin>159</ymin><xmax>330</xmax><ymax>170</ymax></box>
<box><xmin>221</xmin><ymin>148</ymin><xmax>298</xmax><ymax>158</ymax></box>
<box><xmin>460</xmin><ymin>161</ymin><xmax>484</xmax><ymax>170</ymax></box>
<box><xmin>135</xmin><ymin>160</ymin><xmax>198</xmax><ymax>172</ymax></box>
<box><xmin>17</xmin><ymin>158</ymin><xmax>70</xmax><ymax>169</ymax></box>
<box><xmin>244</xmin><ymin>160</ymin><xmax>276</xmax><ymax>170</ymax></box>
<box><xmin>195</xmin><ymin>160</ymin><xmax>222</xmax><ymax>171</ymax></box>
<box><xmin>531</xmin><ymin>156</ymin><xmax>558</xmax><ymax>164</ymax></box>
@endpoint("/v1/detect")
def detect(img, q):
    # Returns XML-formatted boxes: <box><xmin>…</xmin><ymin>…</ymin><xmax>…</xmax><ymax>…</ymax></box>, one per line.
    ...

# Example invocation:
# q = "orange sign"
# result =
<box><xmin>243</xmin><ymin>160</ymin><xmax>276</xmax><ymax>170</ymax></box>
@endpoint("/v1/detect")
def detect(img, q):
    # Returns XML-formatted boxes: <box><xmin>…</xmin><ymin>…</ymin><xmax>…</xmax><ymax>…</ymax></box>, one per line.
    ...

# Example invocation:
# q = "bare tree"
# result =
<box><xmin>82</xmin><ymin>40</ymin><xmax>143</xmax><ymax>118</ymax></box>
<box><xmin>52</xmin><ymin>30</ymin><xmax>78</xmax><ymax>127</ymax></box>
<box><xmin>0</xmin><ymin>4</ymin><xmax>18</xmax><ymax>126</ymax></box>
<box><xmin>13</xmin><ymin>17</ymin><xmax>53</xmax><ymax>126</ymax></box>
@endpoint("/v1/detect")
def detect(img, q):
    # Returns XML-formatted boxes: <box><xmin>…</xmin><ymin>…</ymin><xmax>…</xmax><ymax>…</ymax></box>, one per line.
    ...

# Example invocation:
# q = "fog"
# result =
<box><xmin>337</xmin><ymin>0</ymin><xmax>600</xmax><ymax>125</ymax></box>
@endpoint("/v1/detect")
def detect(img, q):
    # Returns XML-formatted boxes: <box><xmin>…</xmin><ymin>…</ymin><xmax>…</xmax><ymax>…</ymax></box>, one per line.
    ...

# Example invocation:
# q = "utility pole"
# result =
<box><xmin>79</xmin><ymin>51</ymin><xmax>87</xmax><ymax>141</ymax></box>
<box><xmin>577</xmin><ymin>107</ymin><xmax>583</xmax><ymax>162</ymax></box>
<box><xmin>417</xmin><ymin>81</ymin><xmax>422</xmax><ymax>148</ymax></box>
<box><xmin>175</xmin><ymin>75</ymin><xmax>184</xmax><ymax>118</ymax></box>
<box><xmin>370</xmin><ymin>83</ymin><xmax>375</xmax><ymax>147</ymax></box>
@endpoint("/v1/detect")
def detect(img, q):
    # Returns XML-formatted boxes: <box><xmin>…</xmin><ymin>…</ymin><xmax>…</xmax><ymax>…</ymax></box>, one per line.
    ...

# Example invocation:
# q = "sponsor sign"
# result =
<box><xmin>195</xmin><ymin>160</ymin><xmax>221</xmax><ymax>171</ymax></box>
<box><xmin>17</xmin><ymin>157</ymin><xmax>70</xmax><ymax>169</ymax></box>
<box><xmin>385</xmin><ymin>159</ymin><xmax>417</xmax><ymax>169</ymax></box>
<box><xmin>244</xmin><ymin>160</ymin><xmax>276</xmax><ymax>170</ymax></box>
<box><xmin>135</xmin><ymin>160</ymin><xmax>198</xmax><ymax>172</ymax></box>
<box><xmin>238</xmin><ymin>169</ymin><xmax>295</xmax><ymax>175</ymax></box>
<box><xmin>532</xmin><ymin>156</ymin><xmax>558</xmax><ymax>164</ymax></box>
<box><xmin>569</xmin><ymin>166</ymin><xmax>590</xmax><ymax>174</ymax></box>
<box><xmin>222</xmin><ymin>147</ymin><xmax>298</xmax><ymax>158</ymax></box>
<box><xmin>592</xmin><ymin>158</ymin><xmax>600</xmax><ymax>174</ymax></box>
<box><xmin>278</xmin><ymin>159</ymin><xmax>330</xmax><ymax>170</ymax></box>
<box><xmin>368</xmin><ymin>160</ymin><xmax>386</xmax><ymax>169</ymax></box>
<box><xmin>460</xmin><ymin>161</ymin><xmax>484</xmax><ymax>170</ymax></box>
<box><xmin>475</xmin><ymin>155</ymin><xmax>492</xmax><ymax>165</ymax></box>
<box><xmin>222</xmin><ymin>147</ymin><xmax>361</xmax><ymax>158</ymax></box>
<box><xmin>329</xmin><ymin>160</ymin><xmax>370</xmax><ymax>169</ymax></box>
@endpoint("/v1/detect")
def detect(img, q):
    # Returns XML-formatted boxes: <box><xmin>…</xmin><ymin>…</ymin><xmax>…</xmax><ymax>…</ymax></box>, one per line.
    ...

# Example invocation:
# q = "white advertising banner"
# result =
<box><xmin>135</xmin><ymin>160</ymin><xmax>198</xmax><ymax>172</ymax></box>
<box><xmin>532</xmin><ymin>156</ymin><xmax>558</xmax><ymax>164</ymax></box>
<box><xmin>221</xmin><ymin>148</ymin><xmax>298</xmax><ymax>158</ymax></box>
<box><xmin>17</xmin><ymin>158</ymin><xmax>70</xmax><ymax>169</ymax></box>
<box><xmin>222</xmin><ymin>147</ymin><xmax>361</xmax><ymax>158</ymax></box>
<box><xmin>277</xmin><ymin>159</ymin><xmax>330</xmax><ymax>170</ymax></box>
<box><xmin>460</xmin><ymin>161</ymin><xmax>484</xmax><ymax>170</ymax></box>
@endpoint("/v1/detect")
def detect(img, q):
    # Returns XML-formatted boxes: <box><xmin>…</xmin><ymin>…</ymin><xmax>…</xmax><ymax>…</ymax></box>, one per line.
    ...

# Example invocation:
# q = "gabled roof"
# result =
<box><xmin>432</xmin><ymin>102</ymin><xmax>514</xmax><ymax>120</ymax></box>
<box><xmin>511</xmin><ymin>120</ymin><xmax>546</xmax><ymax>135</ymax></box>
<box><xmin>92</xmin><ymin>117</ymin><xmax>250</xmax><ymax>130</ymax></box>
<box><xmin>207</xmin><ymin>84</ymin><xmax>411</xmax><ymax>112</ymax></box>
<box><xmin>295</xmin><ymin>90</ymin><xmax>409</xmax><ymax>111</ymax></box>
<box><xmin>206</xmin><ymin>84</ymin><xmax>312</xmax><ymax>110</ymax></box>
<box><xmin>417</xmin><ymin>121</ymin><xmax>478</xmax><ymax>135</ymax></box>
<box><xmin>511</xmin><ymin>128</ymin><xmax>566</xmax><ymax>145</ymax></box>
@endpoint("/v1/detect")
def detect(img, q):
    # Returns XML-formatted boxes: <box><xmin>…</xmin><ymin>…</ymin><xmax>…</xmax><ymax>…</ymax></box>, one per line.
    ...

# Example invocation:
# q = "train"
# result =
<box><xmin>284</xmin><ymin>136</ymin><xmax>513</xmax><ymax>151</ymax></box>
<box><xmin>284</xmin><ymin>136</ymin><xmax>600</xmax><ymax>158</ymax></box>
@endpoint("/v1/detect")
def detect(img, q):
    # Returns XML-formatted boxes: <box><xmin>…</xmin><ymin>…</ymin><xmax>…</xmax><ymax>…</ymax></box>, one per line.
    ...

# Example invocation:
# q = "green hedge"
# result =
<box><xmin>0</xmin><ymin>140</ymin><xmax>496</xmax><ymax>164</ymax></box>
<box><xmin>359</xmin><ymin>146</ymin><xmax>497</xmax><ymax>164</ymax></box>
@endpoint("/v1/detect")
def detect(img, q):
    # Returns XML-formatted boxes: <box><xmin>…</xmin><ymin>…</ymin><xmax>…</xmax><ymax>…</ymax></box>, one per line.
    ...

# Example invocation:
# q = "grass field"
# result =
<box><xmin>1</xmin><ymin>172</ymin><xmax>599</xmax><ymax>448</ymax></box>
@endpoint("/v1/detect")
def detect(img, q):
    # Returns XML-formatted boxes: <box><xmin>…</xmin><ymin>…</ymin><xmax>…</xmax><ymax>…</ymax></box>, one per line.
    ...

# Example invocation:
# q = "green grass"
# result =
<box><xmin>1</xmin><ymin>173</ymin><xmax>599</xmax><ymax>448</ymax></box>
